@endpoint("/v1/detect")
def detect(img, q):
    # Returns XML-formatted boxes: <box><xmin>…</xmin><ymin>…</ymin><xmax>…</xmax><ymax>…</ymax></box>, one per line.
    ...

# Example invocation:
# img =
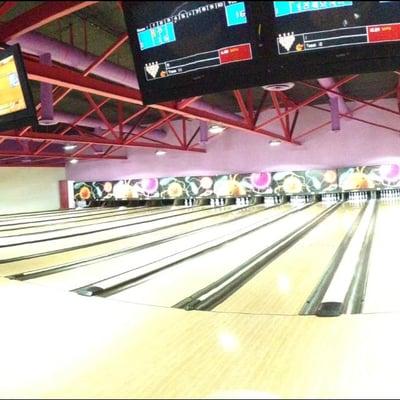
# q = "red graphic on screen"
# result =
<box><xmin>218</xmin><ymin>43</ymin><xmax>252</xmax><ymax>64</ymax></box>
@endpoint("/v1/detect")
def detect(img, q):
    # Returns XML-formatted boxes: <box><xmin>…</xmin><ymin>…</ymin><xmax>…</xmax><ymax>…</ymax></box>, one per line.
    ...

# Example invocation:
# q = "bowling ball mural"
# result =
<box><xmin>159</xmin><ymin>177</ymin><xmax>187</xmax><ymax>198</ymax></box>
<box><xmin>213</xmin><ymin>176</ymin><xmax>246</xmax><ymax>197</ymax></box>
<box><xmin>339</xmin><ymin>164</ymin><xmax>400</xmax><ymax>190</ymax></box>
<box><xmin>74</xmin><ymin>181</ymin><xmax>104</xmax><ymax>201</ymax></box>
<box><xmin>74</xmin><ymin>179</ymin><xmax>162</xmax><ymax>200</ymax></box>
<box><xmin>272</xmin><ymin>169</ymin><xmax>338</xmax><ymax>195</ymax></box>
<box><xmin>155</xmin><ymin>172</ymin><xmax>275</xmax><ymax>198</ymax></box>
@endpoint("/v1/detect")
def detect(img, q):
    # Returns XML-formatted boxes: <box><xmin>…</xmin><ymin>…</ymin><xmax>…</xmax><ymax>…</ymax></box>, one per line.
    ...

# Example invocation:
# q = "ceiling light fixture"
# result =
<box><xmin>269</xmin><ymin>140</ymin><xmax>282</xmax><ymax>147</ymax></box>
<box><xmin>63</xmin><ymin>144</ymin><xmax>77</xmax><ymax>151</ymax></box>
<box><xmin>208</xmin><ymin>124</ymin><xmax>226</xmax><ymax>134</ymax></box>
<box><xmin>69</xmin><ymin>158</ymin><xmax>79</xmax><ymax>164</ymax></box>
<box><xmin>155</xmin><ymin>150</ymin><xmax>166</xmax><ymax>156</ymax></box>
<box><xmin>262</xmin><ymin>82</ymin><xmax>295</xmax><ymax>92</ymax></box>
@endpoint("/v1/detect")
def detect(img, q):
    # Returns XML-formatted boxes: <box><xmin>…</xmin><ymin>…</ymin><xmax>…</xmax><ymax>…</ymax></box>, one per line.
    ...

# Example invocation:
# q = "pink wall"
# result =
<box><xmin>67</xmin><ymin>99</ymin><xmax>400</xmax><ymax>181</ymax></box>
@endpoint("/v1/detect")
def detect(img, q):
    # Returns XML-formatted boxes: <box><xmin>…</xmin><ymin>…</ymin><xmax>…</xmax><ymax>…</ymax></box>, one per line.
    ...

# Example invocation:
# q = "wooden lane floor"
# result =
<box><xmin>0</xmin><ymin>205</ymin><xmax>277</xmax><ymax>276</ymax></box>
<box><xmin>214</xmin><ymin>202</ymin><xmax>363</xmax><ymax>315</ymax></box>
<box><xmin>362</xmin><ymin>200</ymin><xmax>400</xmax><ymax>313</ymax></box>
<box><xmin>0</xmin><ymin>206</ymin><xmax>182</xmax><ymax>237</ymax></box>
<box><xmin>0</xmin><ymin>206</ymin><xmax>105</xmax><ymax>219</ymax></box>
<box><xmin>0</xmin><ymin>206</ymin><xmax>118</xmax><ymax>224</ymax></box>
<box><xmin>107</xmin><ymin>203</ymin><xmax>329</xmax><ymax>307</ymax></box>
<box><xmin>1</xmin><ymin>278</ymin><xmax>400</xmax><ymax>398</ymax></box>
<box><xmin>0</xmin><ymin>206</ymin><xmax>157</xmax><ymax>229</ymax></box>
<box><xmin>21</xmin><ymin>204</ymin><xmax>295</xmax><ymax>291</ymax></box>
<box><xmin>0</xmin><ymin>206</ymin><xmax>215</xmax><ymax>257</ymax></box>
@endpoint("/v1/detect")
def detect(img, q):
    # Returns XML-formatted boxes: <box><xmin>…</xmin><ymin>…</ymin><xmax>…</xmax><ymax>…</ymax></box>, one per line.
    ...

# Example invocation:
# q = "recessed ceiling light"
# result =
<box><xmin>208</xmin><ymin>124</ymin><xmax>226</xmax><ymax>134</ymax></box>
<box><xmin>69</xmin><ymin>158</ymin><xmax>79</xmax><ymax>164</ymax></box>
<box><xmin>63</xmin><ymin>144</ymin><xmax>77</xmax><ymax>151</ymax></box>
<box><xmin>262</xmin><ymin>82</ymin><xmax>295</xmax><ymax>91</ymax></box>
<box><xmin>269</xmin><ymin>140</ymin><xmax>281</xmax><ymax>147</ymax></box>
<box><xmin>38</xmin><ymin>119</ymin><xmax>58</xmax><ymax>126</ymax></box>
<box><xmin>155</xmin><ymin>150</ymin><xmax>166</xmax><ymax>156</ymax></box>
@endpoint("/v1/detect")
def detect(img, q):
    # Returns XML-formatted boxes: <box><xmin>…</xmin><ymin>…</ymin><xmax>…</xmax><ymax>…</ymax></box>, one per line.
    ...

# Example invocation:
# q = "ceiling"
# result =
<box><xmin>0</xmin><ymin>1</ymin><xmax>399</xmax><ymax>166</ymax></box>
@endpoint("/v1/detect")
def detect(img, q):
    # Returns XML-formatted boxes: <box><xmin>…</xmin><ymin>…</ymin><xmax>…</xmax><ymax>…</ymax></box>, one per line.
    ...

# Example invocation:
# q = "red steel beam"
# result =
<box><xmin>0</xmin><ymin>128</ymin><xmax>206</xmax><ymax>154</ymax></box>
<box><xmin>397</xmin><ymin>77</ymin><xmax>400</xmax><ymax>114</ymax></box>
<box><xmin>44</xmin><ymin>32</ymin><xmax>130</xmax><ymax>113</ymax></box>
<box><xmin>34</xmin><ymin>98</ymin><xmax>112</xmax><ymax>155</ymax></box>
<box><xmin>84</xmin><ymin>93</ymin><xmax>119</xmax><ymax>140</ymax></box>
<box><xmin>270</xmin><ymin>92</ymin><xmax>291</xmax><ymax>140</ymax></box>
<box><xmin>0</xmin><ymin>1</ymin><xmax>17</xmax><ymax>17</ymax></box>
<box><xmin>254</xmin><ymin>91</ymin><xmax>269</xmax><ymax>127</ymax></box>
<box><xmin>0</xmin><ymin>1</ymin><xmax>98</xmax><ymax>42</ymax></box>
<box><xmin>233</xmin><ymin>90</ymin><xmax>252</xmax><ymax>126</ymax></box>
<box><xmin>84</xmin><ymin>32</ymin><xmax>128</xmax><ymax>75</ymax></box>
<box><xmin>295</xmin><ymin>88</ymin><xmax>397</xmax><ymax>140</ymax></box>
<box><xmin>24</xmin><ymin>59</ymin><xmax>297</xmax><ymax>144</ymax></box>
<box><xmin>177</xmin><ymin>96</ymin><xmax>202</xmax><ymax>109</ymax></box>
<box><xmin>298</xmin><ymin>80</ymin><xmax>400</xmax><ymax>117</ymax></box>
<box><xmin>310</xmin><ymin>104</ymin><xmax>400</xmax><ymax>134</ymax></box>
<box><xmin>256</xmin><ymin>75</ymin><xmax>358</xmax><ymax>130</ymax></box>
<box><xmin>160</xmin><ymin>111</ymin><xmax>185</xmax><ymax>147</ymax></box>
<box><xmin>117</xmin><ymin>101</ymin><xmax>124</xmax><ymax>141</ymax></box>
<box><xmin>72</xmin><ymin>106</ymin><xmax>153</xmax><ymax>157</ymax></box>
<box><xmin>0</xmin><ymin>150</ymin><xmax>126</xmax><ymax>161</ymax></box>
<box><xmin>0</xmin><ymin>162</ymin><xmax>65</xmax><ymax>168</ymax></box>
<box><xmin>124</xmin><ymin>114</ymin><xmax>175</xmax><ymax>145</ymax></box>
<box><xmin>246</xmin><ymin>88</ymin><xmax>255</xmax><ymax>126</ymax></box>
<box><xmin>182</xmin><ymin>119</ymin><xmax>187</xmax><ymax>148</ymax></box>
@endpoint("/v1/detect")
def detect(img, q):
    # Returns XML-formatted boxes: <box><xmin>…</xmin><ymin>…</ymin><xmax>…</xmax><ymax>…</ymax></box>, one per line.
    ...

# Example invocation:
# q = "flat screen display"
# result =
<box><xmin>123</xmin><ymin>1</ymin><xmax>266</xmax><ymax>104</ymax></box>
<box><xmin>263</xmin><ymin>1</ymin><xmax>400</xmax><ymax>81</ymax></box>
<box><xmin>273</xmin><ymin>1</ymin><xmax>400</xmax><ymax>55</ymax></box>
<box><xmin>0</xmin><ymin>44</ymin><xmax>37</xmax><ymax>132</ymax></box>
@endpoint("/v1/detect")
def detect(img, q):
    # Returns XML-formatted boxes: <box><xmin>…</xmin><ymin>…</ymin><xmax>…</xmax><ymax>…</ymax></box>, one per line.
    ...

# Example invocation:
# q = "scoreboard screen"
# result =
<box><xmin>0</xmin><ymin>45</ymin><xmax>37</xmax><ymax>132</ymax></box>
<box><xmin>273</xmin><ymin>1</ymin><xmax>400</xmax><ymax>55</ymax></box>
<box><xmin>123</xmin><ymin>1</ymin><xmax>265</xmax><ymax>104</ymax></box>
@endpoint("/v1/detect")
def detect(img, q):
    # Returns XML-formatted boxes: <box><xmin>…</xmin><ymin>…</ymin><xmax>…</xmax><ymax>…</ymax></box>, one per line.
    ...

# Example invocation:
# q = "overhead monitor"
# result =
<box><xmin>263</xmin><ymin>1</ymin><xmax>400</xmax><ymax>81</ymax></box>
<box><xmin>0</xmin><ymin>44</ymin><xmax>37</xmax><ymax>132</ymax></box>
<box><xmin>122</xmin><ymin>1</ymin><xmax>267</xmax><ymax>104</ymax></box>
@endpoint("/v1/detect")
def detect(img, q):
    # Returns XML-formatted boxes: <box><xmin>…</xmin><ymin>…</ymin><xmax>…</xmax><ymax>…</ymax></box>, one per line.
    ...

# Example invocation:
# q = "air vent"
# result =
<box><xmin>262</xmin><ymin>82</ymin><xmax>295</xmax><ymax>92</ymax></box>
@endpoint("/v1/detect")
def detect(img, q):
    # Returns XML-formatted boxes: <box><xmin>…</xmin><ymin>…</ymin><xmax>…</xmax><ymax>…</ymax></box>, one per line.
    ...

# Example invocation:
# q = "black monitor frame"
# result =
<box><xmin>0</xmin><ymin>43</ymin><xmax>37</xmax><ymax>133</ymax></box>
<box><xmin>122</xmin><ymin>1</ymin><xmax>269</xmax><ymax>104</ymax></box>
<box><xmin>260</xmin><ymin>1</ymin><xmax>400</xmax><ymax>84</ymax></box>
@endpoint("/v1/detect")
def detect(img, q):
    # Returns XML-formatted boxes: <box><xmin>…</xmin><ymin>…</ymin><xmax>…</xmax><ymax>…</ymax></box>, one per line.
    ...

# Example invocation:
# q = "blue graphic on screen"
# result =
<box><xmin>138</xmin><ymin>22</ymin><xmax>176</xmax><ymax>51</ymax></box>
<box><xmin>274</xmin><ymin>1</ymin><xmax>353</xmax><ymax>18</ymax></box>
<box><xmin>225</xmin><ymin>2</ymin><xmax>247</xmax><ymax>26</ymax></box>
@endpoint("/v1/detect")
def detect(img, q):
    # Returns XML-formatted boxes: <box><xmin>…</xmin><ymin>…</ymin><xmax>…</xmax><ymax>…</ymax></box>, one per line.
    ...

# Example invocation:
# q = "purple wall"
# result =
<box><xmin>67</xmin><ymin>100</ymin><xmax>400</xmax><ymax>181</ymax></box>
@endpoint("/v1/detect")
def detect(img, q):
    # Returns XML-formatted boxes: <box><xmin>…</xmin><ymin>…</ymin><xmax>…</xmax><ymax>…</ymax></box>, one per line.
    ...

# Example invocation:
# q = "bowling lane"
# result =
<box><xmin>107</xmin><ymin>202</ymin><xmax>330</xmax><ymax>307</ymax></box>
<box><xmin>28</xmin><ymin>204</ymin><xmax>295</xmax><ymax>290</ymax></box>
<box><xmin>0</xmin><ymin>206</ymin><xmax>155</xmax><ymax>229</ymax></box>
<box><xmin>0</xmin><ymin>207</ymin><xmax>209</xmax><ymax>247</ymax></box>
<box><xmin>0</xmin><ymin>206</ymin><xmax>115</xmax><ymax>223</ymax></box>
<box><xmin>362</xmin><ymin>200</ymin><xmax>400</xmax><ymax>313</ymax></box>
<box><xmin>0</xmin><ymin>206</ymin><xmax>176</xmax><ymax>236</ymax></box>
<box><xmin>0</xmin><ymin>206</ymin><xmax>104</xmax><ymax>219</ymax></box>
<box><xmin>0</xmin><ymin>204</ymin><xmax>275</xmax><ymax>276</ymax></box>
<box><xmin>214</xmin><ymin>203</ymin><xmax>363</xmax><ymax>315</ymax></box>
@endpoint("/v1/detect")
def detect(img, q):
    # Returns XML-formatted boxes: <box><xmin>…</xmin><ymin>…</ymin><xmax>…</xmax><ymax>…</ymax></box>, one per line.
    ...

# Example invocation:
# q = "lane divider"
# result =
<box><xmin>71</xmin><ymin>203</ymin><xmax>313</xmax><ymax>297</ymax></box>
<box><xmin>0</xmin><ymin>205</ymin><xmax>154</xmax><ymax>232</ymax></box>
<box><xmin>173</xmin><ymin>202</ymin><xmax>342</xmax><ymax>311</ymax></box>
<box><xmin>0</xmin><ymin>205</ymin><xmax>219</xmax><ymax>248</ymax></box>
<box><xmin>4</xmin><ymin>204</ymin><xmax>263</xmax><ymax>270</ymax></box>
<box><xmin>299</xmin><ymin>201</ymin><xmax>376</xmax><ymax>317</ymax></box>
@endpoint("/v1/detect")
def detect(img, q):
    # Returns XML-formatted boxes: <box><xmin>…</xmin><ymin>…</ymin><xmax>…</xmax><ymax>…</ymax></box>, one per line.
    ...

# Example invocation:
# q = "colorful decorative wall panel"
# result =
<box><xmin>338</xmin><ymin>164</ymin><xmax>400</xmax><ymax>190</ymax></box>
<box><xmin>73</xmin><ymin>169</ymin><xmax>338</xmax><ymax>201</ymax></box>
<box><xmin>272</xmin><ymin>169</ymin><xmax>338</xmax><ymax>195</ymax></box>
